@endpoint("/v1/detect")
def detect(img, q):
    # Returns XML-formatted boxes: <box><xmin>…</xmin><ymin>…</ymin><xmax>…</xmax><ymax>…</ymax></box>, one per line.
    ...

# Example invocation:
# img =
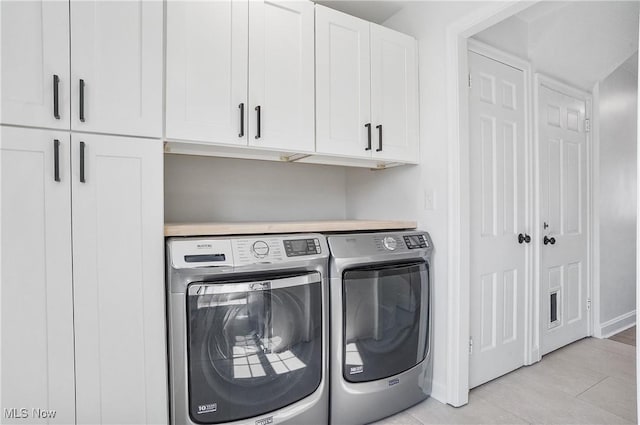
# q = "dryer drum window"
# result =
<box><xmin>186</xmin><ymin>273</ymin><xmax>322</xmax><ymax>424</ymax></box>
<box><xmin>342</xmin><ymin>261</ymin><xmax>429</xmax><ymax>383</ymax></box>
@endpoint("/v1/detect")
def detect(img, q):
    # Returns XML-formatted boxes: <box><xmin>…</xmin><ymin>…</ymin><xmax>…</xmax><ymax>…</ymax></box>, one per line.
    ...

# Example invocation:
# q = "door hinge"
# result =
<box><xmin>587</xmin><ymin>298</ymin><xmax>591</xmax><ymax>311</ymax></box>
<box><xmin>469</xmin><ymin>336</ymin><xmax>473</xmax><ymax>354</ymax></box>
<box><xmin>468</xmin><ymin>73</ymin><xmax>472</xmax><ymax>88</ymax></box>
<box><xmin>585</xmin><ymin>119</ymin><xmax>591</xmax><ymax>133</ymax></box>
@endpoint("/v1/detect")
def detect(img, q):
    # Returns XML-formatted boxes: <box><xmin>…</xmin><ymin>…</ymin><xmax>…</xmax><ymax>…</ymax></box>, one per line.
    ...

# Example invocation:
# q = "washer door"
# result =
<box><xmin>187</xmin><ymin>273</ymin><xmax>323</xmax><ymax>424</ymax></box>
<box><xmin>342</xmin><ymin>261</ymin><xmax>429</xmax><ymax>382</ymax></box>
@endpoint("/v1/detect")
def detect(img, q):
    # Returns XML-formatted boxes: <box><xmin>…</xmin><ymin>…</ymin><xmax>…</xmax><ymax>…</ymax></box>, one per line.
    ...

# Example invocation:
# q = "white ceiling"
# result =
<box><xmin>475</xmin><ymin>1</ymin><xmax>639</xmax><ymax>90</ymax></box>
<box><xmin>313</xmin><ymin>0</ymin><xmax>406</xmax><ymax>24</ymax></box>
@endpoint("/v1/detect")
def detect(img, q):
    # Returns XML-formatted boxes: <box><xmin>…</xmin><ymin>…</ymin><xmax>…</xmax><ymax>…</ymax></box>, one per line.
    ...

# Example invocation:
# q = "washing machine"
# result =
<box><xmin>327</xmin><ymin>231</ymin><xmax>433</xmax><ymax>424</ymax></box>
<box><xmin>166</xmin><ymin>234</ymin><xmax>329</xmax><ymax>425</ymax></box>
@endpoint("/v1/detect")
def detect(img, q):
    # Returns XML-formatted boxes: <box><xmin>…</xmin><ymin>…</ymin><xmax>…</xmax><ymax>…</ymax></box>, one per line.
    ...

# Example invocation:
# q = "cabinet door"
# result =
<box><xmin>166</xmin><ymin>0</ymin><xmax>248</xmax><ymax>145</ymax></box>
<box><xmin>315</xmin><ymin>6</ymin><xmax>372</xmax><ymax>158</ymax></box>
<box><xmin>70</xmin><ymin>0</ymin><xmax>163</xmax><ymax>137</ymax></box>
<box><xmin>248</xmin><ymin>0</ymin><xmax>314</xmax><ymax>152</ymax></box>
<box><xmin>370</xmin><ymin>24</ymin><xmax>419</xmax><ymax>163</ymax></box>
<box><xmin>1</xmin><ymin>1</ymin><xmax>70</xmax><ymax>129</ymax></box>
<box><xmin>1</xmin><ymin>126</ymin><xmax>75</xmax><ymax>424</ymax></box>
<box><xmin>71</xmin><ymin>134</ymin><xmax>167</xmax><ymax>424</ymax></box>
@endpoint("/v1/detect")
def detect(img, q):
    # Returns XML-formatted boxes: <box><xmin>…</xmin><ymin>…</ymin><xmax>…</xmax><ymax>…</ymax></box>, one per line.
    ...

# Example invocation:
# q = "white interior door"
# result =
<box><xmin>468</xmin><ymin>51</ymin><xmax>527</xmax><ymax>388</ymax></box>
<box><xmin>166</xmin><ymin>0</ymin><xmax>248</xmax><ymax>145</ymax></box>
<box><xmin>538</xmin><ymin>80</ymin><xmax>590</xmax><ymax>355</ymax></box>
<box><xmin>1</xmin><ymin>1</ymin><xmax>70</xmax><ymax>129</ymax></box>
<box><xmin>315</xmin><ymin>5</ymin><xmax>371</xmax><ymax>158</ymax></box>
<box><xmin>71</xmin><ymin>0</ymin><xmax>163</xmax><ymax>137</ymax></box>
<box><xmin>1</xmin><ymin>126</ymin><xmax>76</xmax><ymax>423</ymax></box>
<box><xmin>370</xmin><ymin>24</ymin><xmax>419</xmax><ymax>163</ymax></box>
<box><xmin>248</xmin><ymin>0</ymin><xmax>315</xmax><ymax>152</ymax></box>
<box><xmin>71</xmin><ymin>134</ymin><xmax>167</xmax><ymax>424</ymax></box>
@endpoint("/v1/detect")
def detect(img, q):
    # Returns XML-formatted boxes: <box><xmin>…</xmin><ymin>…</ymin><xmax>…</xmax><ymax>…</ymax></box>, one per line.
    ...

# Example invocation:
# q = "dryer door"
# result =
<box><xmin>342</xmin><ymin>261</ymin><xmax>429</xmax><ymax>382</ymax></box>
<box><xmin>186</xmin><ymin>272</ymin><xmax>323</xmax><ymax>424</ymax></box>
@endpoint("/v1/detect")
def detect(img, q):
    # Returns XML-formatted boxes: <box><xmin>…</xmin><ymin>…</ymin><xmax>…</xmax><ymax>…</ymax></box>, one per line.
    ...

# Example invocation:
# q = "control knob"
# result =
<box><xmin>252</xmin><ymin>240</ymin><xmax>270</xmax><ymax>258</ymax></box>
<box><xmin>383</xmin><ymin>236</ymin><xmax>398</xmax><ymax>251</ymax></box>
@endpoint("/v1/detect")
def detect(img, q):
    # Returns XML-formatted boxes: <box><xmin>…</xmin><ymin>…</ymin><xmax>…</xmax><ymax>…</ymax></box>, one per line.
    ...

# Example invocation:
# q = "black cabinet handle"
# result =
<box><xmin>79</xmin><ymin>79</ymin><xmax>85</xmax><ymax>122</ymax></box>
<box><xmin>53</xmin><ymin>75</ymin><xmax>60</xmax><ymax>119</ymax></box>
<box><xmin>239</xmin><ymin>103</ymin><xmax>245</xmax><ymax>137</ymax></box>
<box><xmin>53</xmin><ymin>139</ymin><xmax>60</xmax><ymax>182</ymax></box>
<box><xmin>543</xmin><ymin>236</ymin><xmax>556</xmax><ymax>245</ymax></box>
<box><xmin>80</xmin><ymin>141</ymin><xmax>86</xmax><ymax>183</ymax></box>
<box><xmin>365</xmin><ymin>123</ymin><xmax>372</xmax><ymax>151</ymax></box>
<box><xmin>518</xmin><ymin>233</ymin><xmax>532</xmax><ymax>244</ymax></box>
<box><xmin>376</xmin><ymin>124</ymin><xmax>382</xmax><ymax>152</ymax></box>
<box><xmin>255</xmin><ymin>105</ymin><xmax>261</xmax><ymax>139</ymax></box>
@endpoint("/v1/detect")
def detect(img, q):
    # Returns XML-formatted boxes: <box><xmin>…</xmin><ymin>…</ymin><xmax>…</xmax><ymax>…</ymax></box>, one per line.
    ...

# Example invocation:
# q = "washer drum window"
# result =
<box><xmin>342</xmin><ymin>262</ymin><xmax>429</xmax><ymax>383</ymax></box>
<box><xmin>186</xmin><ymin>273</ymin><xmax>322</xmax><ymax>424</ymax></box>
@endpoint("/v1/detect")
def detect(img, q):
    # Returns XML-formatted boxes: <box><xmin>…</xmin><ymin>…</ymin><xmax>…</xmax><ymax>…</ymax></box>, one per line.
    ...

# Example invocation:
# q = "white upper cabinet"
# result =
<box><xmin>166</xmin><ymin>0</ymin><xmax>248</xmax><ymax>145</ymax></box>
<box><xmin>1</xmin><ymin>126</ymin><xmax>76</xmax><ymax>424</ymax></box>
<box><xmin>248</xmin><ymin>0</ymin><xmax>315</xmax><ymax>152</ymax></box>
<box><xmin>315</xmin><ymin>6</ymin><xmax>371</xmax><ymax>158</ymax></box>
<box><xmin>71</xmin><ymin>0</ymin><xmax>163</xmax><ymax>138</ymax></box>
<box><xmin>71</xmin><ymin>134</ymin><xmax>167</xmax><ymax>425</ymax></box>
<box><xmin>370</xmin><ymin>24</ymin><xmax>419</xmax><ymax>163</ymax></box>
<box><xmin>165</xmin><ymin>0</ymin><xmax>314</xmax><ymax>153</ymax></box>
<box><xmin>1</xmin><ymin>1</ymin><xmax>71</xmax><ymax>129</ymax></box>
<box><xmin>315</xmin><ymin>7</ymin><xmax>419</xmax><ymax>164</ymax></box>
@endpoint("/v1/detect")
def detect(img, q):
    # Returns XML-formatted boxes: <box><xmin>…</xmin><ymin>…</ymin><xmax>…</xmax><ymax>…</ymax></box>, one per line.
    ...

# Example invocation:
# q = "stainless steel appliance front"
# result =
<box><xmin>166</xmin><ymin>234</ymin><xmax>329</xmax><ymax>425</ymax></box>
<box><xmin>328</xmin><ymin>231</ymin><xmax>433</xmax><ymax>425</ymax></box>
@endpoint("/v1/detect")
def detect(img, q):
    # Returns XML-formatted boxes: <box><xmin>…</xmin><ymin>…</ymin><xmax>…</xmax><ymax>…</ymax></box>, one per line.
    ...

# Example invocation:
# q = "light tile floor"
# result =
<box><xmin>374</xmin><ymin>337</ymin><xmax>637</xmax><ymax>425</ymax></box>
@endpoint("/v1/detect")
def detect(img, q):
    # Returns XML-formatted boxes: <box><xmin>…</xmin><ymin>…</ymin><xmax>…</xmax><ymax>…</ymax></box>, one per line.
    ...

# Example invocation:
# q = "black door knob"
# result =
<box><xmin>544</xmin><ymin>236</ymin><xmax>556</xmax><ymax>245</ymax></box>
<box><xmin>518</xmin><ymin>233</ymin><xmax>532</xmax><ymax>244</ymax></box>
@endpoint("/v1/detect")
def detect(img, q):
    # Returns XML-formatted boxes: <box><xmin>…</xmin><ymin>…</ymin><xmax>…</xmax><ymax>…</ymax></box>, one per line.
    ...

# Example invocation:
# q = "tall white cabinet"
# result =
<box><xmin>166</xmin><ymin>0</ymin><xmax>315</xmax><ymax>153</ymax></box>
<box><xmin>1</xmin><ymin>127</ymin><xmax>76</xmax><ymax>424</ymax></box>
<box><xmin>71</xmin><ymin>135</ymin><xmax>166</xmax><ymax>424</ymax></box>
<box><xmin>315</xmin><ymin>5</ymin><xmax>419</xmax><ymax>163</ymax></box>
<box><xmin>0</xmin><ymin>1</ymin><xmax>70</xmax><ymax>129</ymax></box>
<box><xmin>1</xmin><ymin>127</ymin><xmax>166</xmax><ymax>424</ymax></box>
<box><xmin>1</xmin><ymin>0</ymin><xmax>166</xmax><ymax>423</ymax></box>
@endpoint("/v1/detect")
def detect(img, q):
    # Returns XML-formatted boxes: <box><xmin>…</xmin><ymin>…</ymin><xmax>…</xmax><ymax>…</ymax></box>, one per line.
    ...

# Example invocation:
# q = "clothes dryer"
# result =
<box><xmin>327</xmin><ymin>231</ymin><xmax>433</xmax><ymax>424</ymax></box>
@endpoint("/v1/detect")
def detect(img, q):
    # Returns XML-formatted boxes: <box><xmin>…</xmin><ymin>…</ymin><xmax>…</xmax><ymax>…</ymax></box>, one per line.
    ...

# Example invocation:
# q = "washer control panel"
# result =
<box><xmin>169</xmin><ymin>234</ymin><xmax>327</xmax><ymax>269</ymax></box>
<box><xmin>284</xmin><ymin>238</ymin><xmax>322</xmax><ymax>257</ymax></box>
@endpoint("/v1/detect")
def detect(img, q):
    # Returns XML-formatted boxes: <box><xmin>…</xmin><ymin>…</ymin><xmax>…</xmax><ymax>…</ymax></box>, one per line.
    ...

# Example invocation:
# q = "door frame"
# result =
<box><xmin>444</xmin><ymin>1</ymin><xmax>538</xmax><ymax>406</ymax></box>
<box><xmin>446</xmin><ymin>1</ymin><xmax>597</xmax><ymax>405</ymax></box>
<box><xmin>533</xmin><ymin>73</ymin><xmax>594</xmax><ymax>345</ymax></box>
<box><xmin>466</xmin><ymin>39</ymin><xmax>536</xmax><ymax>385</ymax></box>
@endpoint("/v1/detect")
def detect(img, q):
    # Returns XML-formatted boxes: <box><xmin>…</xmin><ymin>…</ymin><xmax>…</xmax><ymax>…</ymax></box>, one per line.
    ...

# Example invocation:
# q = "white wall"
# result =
<box><xmin>164</xmin><ymin>154</ymin><xmax>347</xmax><ymax>222</ymax></box>
<box><xmin>597</xmin><ymin>58</ymin><xmax>638</xmax><ymax>334</ymax></box>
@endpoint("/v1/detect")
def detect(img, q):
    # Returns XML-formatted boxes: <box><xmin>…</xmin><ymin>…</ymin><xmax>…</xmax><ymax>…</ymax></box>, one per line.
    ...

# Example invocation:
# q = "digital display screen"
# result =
<box><xmin>290</xmin><ymin>239</ymin><xmax>308</xmax><ymax>252</ymax></box>
<box><xmin>407</xmin><ymin>236</ymin><xmax>421</xmax><ymax>245</ymax></box>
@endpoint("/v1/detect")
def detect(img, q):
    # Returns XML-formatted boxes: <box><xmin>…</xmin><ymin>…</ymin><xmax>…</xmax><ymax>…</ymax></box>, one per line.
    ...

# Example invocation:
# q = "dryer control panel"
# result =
<box><xmin>329</xmin><ymin>231</ymin><xmax>432</xmax><ymax>259</ymax></box>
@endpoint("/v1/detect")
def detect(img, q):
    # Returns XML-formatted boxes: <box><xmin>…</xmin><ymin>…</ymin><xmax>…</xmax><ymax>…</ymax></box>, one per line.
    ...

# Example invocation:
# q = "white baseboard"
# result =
<box><xmin>430</xmin><ymin>379</ymin><xmax>447</xmax><ymax>404</ymax></box>
<box><xmin>597</xmin><ymin>310</ymin><xmax>636</xmax><ymax>338</ymax></box>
